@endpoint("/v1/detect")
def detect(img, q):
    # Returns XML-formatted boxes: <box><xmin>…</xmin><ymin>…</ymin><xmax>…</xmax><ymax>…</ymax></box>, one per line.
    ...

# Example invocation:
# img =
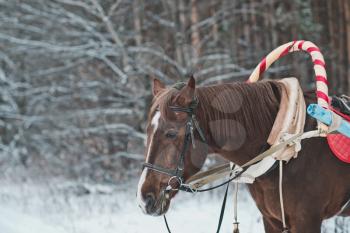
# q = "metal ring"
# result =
<box><xmin>167</xmin><ymin>176</ymin><xmax>182</xmax><ymax>190</ymax></box>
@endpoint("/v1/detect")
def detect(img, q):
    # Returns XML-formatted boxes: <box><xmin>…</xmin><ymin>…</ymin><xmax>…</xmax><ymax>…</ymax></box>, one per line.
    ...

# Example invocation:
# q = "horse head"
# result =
<box><xmin>137</xmin><ymin>77</ymin><xmax>208</xmax><ymax>216</ymax></box>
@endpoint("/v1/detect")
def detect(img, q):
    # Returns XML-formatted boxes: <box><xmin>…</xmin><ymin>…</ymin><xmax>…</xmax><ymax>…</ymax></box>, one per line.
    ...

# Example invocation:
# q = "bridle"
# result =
<box><xmin>141</xmin><ymin>84</ymin><xmax>233</xmax><ymax>233</ymax></box>
<box><xmin>142</xmin><ymin>83</ymin><xmax>207</xmax><ymax>191</ymax></box>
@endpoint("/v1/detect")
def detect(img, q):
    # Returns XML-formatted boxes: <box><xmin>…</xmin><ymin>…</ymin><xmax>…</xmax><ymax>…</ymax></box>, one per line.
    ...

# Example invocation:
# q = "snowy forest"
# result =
<box><xmin>0</xmin><ymin>0</ymin><xmax>350</xmax><ymax>233</ymax></box>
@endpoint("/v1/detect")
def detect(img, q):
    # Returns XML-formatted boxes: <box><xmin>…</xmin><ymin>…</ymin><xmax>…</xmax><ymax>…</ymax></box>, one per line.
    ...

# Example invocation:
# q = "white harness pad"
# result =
<box><xmin>233</xmin><ymin>78</ymin><xmax>306</xmax><ymax>183</ymax></box>
<box><xmin>231</xmin><ymin>156</ymin><xmax>276</xmax><ymax>184</ymax></box>
<box><xmin>268</xmin><ymin>78</ymin><xmax>306</xmax><ymax>161</ymax></box>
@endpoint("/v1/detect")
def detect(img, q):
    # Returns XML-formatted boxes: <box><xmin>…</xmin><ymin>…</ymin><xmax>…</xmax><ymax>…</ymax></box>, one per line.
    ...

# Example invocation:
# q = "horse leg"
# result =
<box><xmin>288</xmin><ymin>215</ymin><xmax>322</xmax><ymax>233</ymax></box>
<box><xmin>339</xmin><ymin>206</ymin><xmax>350</xmax><ymax>216</ymax></box>
<box><xmin>263</xmin><ymin>217</ymin><xmax>282</xmax><ymax>233</ymax></box>
<box><xmin>339</xmin><ymin>198</ymin><xmax>350</xmax><ymax>217</ymax></box>
<box><xmin>263</xmin><ymin>214</ymin><xmax>322</xmax><ymax>233</ymax></box>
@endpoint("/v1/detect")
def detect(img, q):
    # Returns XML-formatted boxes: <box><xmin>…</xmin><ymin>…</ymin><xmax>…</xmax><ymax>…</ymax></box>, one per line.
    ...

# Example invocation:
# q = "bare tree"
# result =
<box><xmin>0</xmin><ymin>0</ymin><xmax>348</xmax><ymax>183</ymax></box>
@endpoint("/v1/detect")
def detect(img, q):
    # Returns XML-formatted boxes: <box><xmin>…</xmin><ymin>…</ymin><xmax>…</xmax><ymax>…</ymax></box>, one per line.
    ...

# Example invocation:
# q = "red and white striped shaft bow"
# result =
<box><xmin>247</xmin><ymin>40</ymin><xmax>329</xmax><ymax>109</ymax></box>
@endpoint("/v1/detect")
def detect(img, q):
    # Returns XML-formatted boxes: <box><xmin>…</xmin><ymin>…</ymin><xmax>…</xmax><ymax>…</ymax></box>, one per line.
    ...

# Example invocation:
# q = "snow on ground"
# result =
<box><xmin>0</xmin><ymin>179</ymin><xmax>347</xmax><ymax>233</ymax></box>
<box><xmin>0</xmin><ymin>179</ymin><xmax>263</xmax><ymax>233</ymax></box>
<box><xmin>0</xmin><ymin>207</ymin><xmax>66</xmax><ymax>233</ymax></box>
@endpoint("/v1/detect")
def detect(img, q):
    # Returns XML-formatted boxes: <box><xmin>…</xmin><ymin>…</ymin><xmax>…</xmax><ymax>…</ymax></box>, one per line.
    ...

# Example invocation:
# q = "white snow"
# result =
<box><xmin>0</xmin><ymin>207</ymin><xmax>66</xmax><ymax>233</ymax></box>
<box><xmin>0</xmin><ymin>180</ymin><xmax>347</xmax><ymax>233</ymax></box>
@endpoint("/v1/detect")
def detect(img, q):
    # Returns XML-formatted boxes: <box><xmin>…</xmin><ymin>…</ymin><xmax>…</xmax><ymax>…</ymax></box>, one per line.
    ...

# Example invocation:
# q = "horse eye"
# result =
<box><xmin>165</xmin><ymin>131</ymin><xmax>178</xmax><ymax>139</ymax></box>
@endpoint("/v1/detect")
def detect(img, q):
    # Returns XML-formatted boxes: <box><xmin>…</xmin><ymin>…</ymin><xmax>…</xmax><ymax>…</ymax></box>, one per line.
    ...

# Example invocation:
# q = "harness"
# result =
<box><xmin>142</xmin><ymin>82</ymin><xmax>321</xmax><ymax>233</ymax></box>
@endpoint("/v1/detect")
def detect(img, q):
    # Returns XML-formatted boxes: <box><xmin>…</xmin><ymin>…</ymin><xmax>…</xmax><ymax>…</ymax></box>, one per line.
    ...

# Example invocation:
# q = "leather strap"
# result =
<box><xmin>142</xmin><ymin>163</ymin><xmax>179</xmax><ymax>177</ymax></box>
<box><xmin>184</xmin><ymin>131</ymin><xmax>320</xmax><ymax>191</ymax></box>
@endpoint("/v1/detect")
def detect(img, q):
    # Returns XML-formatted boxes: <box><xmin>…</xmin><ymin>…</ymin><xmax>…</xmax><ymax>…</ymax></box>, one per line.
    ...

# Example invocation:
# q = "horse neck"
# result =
<box><xmin>195</xmin><ymin>81</ymin><xmax>282</xmax><ymax>165</ymax></box>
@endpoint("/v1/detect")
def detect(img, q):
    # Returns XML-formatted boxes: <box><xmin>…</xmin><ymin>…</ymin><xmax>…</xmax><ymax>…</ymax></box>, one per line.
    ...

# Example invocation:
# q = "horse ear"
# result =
<box><xmin>187</xmin><ymin>75</ymin><xmax>196</xmax><ymax>90</ymax></box>
<box><xmin>152</xmin><ymin>78</ymin><xmax>165</xmax><ymax>96</ymax></box>
<box><xmin>175</xmin><ymin>75</ymin><xmax>196</xmax><ymax>106</ymax></box>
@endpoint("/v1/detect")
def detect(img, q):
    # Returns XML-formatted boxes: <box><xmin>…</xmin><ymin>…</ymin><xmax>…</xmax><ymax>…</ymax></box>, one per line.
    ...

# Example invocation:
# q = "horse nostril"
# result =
<box><xmin>145</xmin><ymin>193</ymin><xmax>155</xmax><ymax>213</ymax></box>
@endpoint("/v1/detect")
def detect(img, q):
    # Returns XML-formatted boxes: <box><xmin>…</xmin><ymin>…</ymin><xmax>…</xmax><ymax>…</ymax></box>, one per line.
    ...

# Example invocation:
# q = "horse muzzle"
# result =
<box><xmin>139</xmin><ymin>190</ymin><xmax>173</xmax><ymax>216</ymax></box>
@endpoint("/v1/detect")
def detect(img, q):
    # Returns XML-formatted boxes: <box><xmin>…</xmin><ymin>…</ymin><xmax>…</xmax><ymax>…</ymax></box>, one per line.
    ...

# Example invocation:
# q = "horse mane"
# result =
<box><xmin>149</xmin><ymin>81</ymin><xmax>282</xmax><ymax>140</ymax></box>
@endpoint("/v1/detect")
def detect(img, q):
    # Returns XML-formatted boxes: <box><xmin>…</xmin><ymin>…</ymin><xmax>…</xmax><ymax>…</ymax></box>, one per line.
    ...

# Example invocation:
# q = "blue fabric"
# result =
<box><xmin>307</xmin><ymin>104</ymin><xmax>350</xmax><ymax>138</ymax></box>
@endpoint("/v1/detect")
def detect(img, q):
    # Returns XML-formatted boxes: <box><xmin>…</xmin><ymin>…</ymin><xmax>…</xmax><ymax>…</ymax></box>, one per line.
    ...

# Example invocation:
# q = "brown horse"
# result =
<box><xmin>137</xmin><ymin>76</ymin><xmax>350</xmax><ymax>232</ymax></box>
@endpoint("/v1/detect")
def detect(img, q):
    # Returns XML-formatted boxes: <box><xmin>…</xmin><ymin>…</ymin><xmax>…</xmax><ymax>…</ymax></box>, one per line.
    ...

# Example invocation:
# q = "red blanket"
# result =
<box><xmin>327</xmin><ymin>108</ymin><xmax>350</xmax><ymax>163</ymax></box>
<box><xmin>327</xmin><ymin>134</ymin><xmax>350</xmax><ymax>163</ymax></box>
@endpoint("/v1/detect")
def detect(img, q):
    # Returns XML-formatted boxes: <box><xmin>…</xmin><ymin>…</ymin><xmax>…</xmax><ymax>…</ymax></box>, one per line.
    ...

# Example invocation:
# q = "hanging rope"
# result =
<box><xmin>279</xmin><ymin>160</ymin><xmax>289</xmax><ymax>233</ymax></box>
<box><xmin>233</xmin><ymin>182</ymin><xmax>240</xmax><ymax>233</ymax></box>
